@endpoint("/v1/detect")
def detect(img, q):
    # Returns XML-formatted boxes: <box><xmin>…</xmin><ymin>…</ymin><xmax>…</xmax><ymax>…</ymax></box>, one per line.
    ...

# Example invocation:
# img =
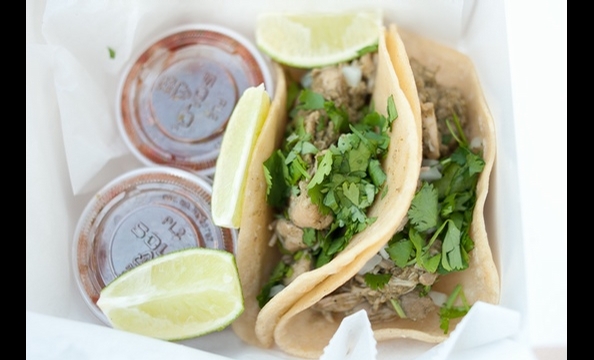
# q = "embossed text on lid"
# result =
<box><xmin>117</xmin><ymin>25</ymin><xmax>274</xmax><ymax>175</ymax></box>
<box><xmin>72</xmin><ymin>167</ymin><xmax>237</xmax><ymax>324</ymax></box>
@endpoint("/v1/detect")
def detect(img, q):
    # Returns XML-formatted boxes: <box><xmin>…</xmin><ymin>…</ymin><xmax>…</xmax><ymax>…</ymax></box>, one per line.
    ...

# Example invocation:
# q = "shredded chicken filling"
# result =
<box><xmin>311</xmin><ymin>58</ymin><xmax>470</xmax><ymax>324</ymax></box>
<box><xmin>268</xmin><ymin>53</ymin><xmax>378</xmax><ymax>287</ymax></box>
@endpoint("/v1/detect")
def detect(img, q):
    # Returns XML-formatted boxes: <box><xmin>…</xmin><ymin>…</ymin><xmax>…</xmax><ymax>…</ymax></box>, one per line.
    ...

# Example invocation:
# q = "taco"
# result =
<box><xmin>230</xmin><ymin>25</ymin><xmax>423</xmax><ymax>348</ymax></box>
<box><xmin>271</xmin><ymin>25</ymin><xmax>500</xmax><ymax>358</ymax></box>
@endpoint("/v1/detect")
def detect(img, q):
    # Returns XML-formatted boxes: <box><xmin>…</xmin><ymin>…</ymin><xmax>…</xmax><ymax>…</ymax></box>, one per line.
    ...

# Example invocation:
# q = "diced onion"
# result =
<box><xmin>428</xmin><ymin>290</ymin><xmax>448</xmax><ymax>307</ymax></box>
<box><xmin>269</xmin><ymin>284</ymin><xmax>286</xmax><ymax>298</ymax></box>
<box><xmin>379</xmin><ymin>245</ymin><xmax>390</xmax><ymax>260</ymax></box>
<box><xmin>357</xmin><ymin>254</ymin><xmax>382</xmax><ymax>275</ymax></box>
<box><xmin>342</xmin><ymin>65</ymin><xmax>362</xmax><ymax>87</ymax></box>
<box><xmin>422</xmin><ymin>159</ymin><xmax>440</xmax><ymax>167</ymax></box>
<box><xmin>420</xmin><ymin>166</ymin><xmax>442</xmax><ymax>182</ymax></box>
<box><xmin>301</xmin><ymin>71</ymin><xmax>313</xmax><ymax>88</ymax></box>
<box><xmin>470</xmin><ymin>136</ymin><xmax>482</xmax><ymax>150</ymax></box>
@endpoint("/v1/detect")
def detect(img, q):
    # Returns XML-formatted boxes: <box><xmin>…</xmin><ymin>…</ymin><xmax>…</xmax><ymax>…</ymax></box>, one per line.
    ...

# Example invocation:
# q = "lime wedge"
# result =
<box><xmin>255</xmin><ymin>10</ymin><xmax>383</xmax><ymax>68</ymax></box>
<box><xmin>212</xmin><ymin>84</ymin><xmax>271</xmax><ymax>228</ymax></box>
<box><xmin>97</xmin><ymin>248</ymin><xmax>244</xmax><ymax>341</ymax></box>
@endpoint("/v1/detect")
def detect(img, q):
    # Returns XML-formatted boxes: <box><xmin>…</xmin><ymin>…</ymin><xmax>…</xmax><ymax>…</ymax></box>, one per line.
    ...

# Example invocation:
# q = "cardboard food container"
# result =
<box><xmin>27</xmin><ymin>0</ymin><xmax>533</xmax><ymax>359</ymax></box>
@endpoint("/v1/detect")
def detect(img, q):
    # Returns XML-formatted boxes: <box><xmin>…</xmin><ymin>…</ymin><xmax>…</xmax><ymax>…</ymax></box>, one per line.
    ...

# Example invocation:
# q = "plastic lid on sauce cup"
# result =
<box><xmin>116</xmin><ymin>24</ymin><xmax>275</xmax><ymax>176</ymax></box>
<box><xmin>72</xmin><ymin>167</ymin><xmax>237</xmax><ymax>324</ymax></box>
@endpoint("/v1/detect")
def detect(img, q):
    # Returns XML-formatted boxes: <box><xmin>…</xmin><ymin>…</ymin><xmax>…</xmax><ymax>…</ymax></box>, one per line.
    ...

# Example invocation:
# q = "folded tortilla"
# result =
<box><xmin>231</xmin><ymin>26</ymin><xmax>423</xmax><ymax>348</ymax></box>
<box><xmin>271</xmin><ymin>25</ymin><xmax>500</xmax><ymax>358</ymax></box>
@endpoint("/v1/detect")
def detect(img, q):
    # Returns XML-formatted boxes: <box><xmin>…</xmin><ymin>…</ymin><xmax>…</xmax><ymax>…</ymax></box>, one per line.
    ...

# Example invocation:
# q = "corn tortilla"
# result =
<box><xmin>271</xmin><ymin>24</ymin><xmax>500</xmax><ymax>359</ymax></box>
<box><xmin>231</xmin><ymin>25</ymin><xmax>423</xmax><ymax>349</ymax></box>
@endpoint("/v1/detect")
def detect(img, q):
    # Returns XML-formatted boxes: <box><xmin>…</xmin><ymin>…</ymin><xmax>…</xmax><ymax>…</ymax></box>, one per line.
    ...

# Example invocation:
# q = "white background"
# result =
<box><xmin>504</xmin><ymin>0</ymin><xmax>567</xmax><ymax>357</ymax></box>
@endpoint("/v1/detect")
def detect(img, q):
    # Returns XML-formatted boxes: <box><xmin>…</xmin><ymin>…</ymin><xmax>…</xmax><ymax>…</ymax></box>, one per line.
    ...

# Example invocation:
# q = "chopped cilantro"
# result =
<box><xmin>315</xmin><ymin>250</ymin><xmax>333</xmax><ymax>268</ymax></box>
<box><xmin>445</xmin><ymin>114</ymin><xmax>468</xmax><ymax>146</ymax></box>
<box><xmin>421</xmin><ymin>253</ymin><xmax>441</xmax><ymax>273</ymax></box>
<box><xmin>301</xmin><ymin>141</ymin><xmax>318</xmax><ymax>155</ymax></box>
<box><xmin>368</xmin><ymin>159</ymin><xmax>386</xmax><ymax>187</ymax></box>
<box><xmin>386</xmin><ymin>239</ymin><xmax>413</xmax><ymax>268</ymax></box>
<box><xmin>383</xmin><ymin>109</ymin><xmax>484</xmax><ymax>279</ymax></box>
<box><xmin>308</xmin><ymin>151</ymin><xmax>333</xmax><ymax>189</ymax></box>
<box><xmin>364</xmin><ymin>273</ymin><xmax>391</xmax><ymax>290</ymax></box>
<box><xmin>357</xmin><ymin>43</ymin><xmax>379</xmax><ymax>57</ymax></box>
<box><xmin>347</xmin><ymin>135</ymin><xmax>372</xmax><ymax>173</ymax></box>
<box><xmin>286</xmin><ymin>80</ymin><xmax>301</xmax><ymax>111</ymax></box>
<box><xmin>343</xmin><ymin>182</ymin><xmax>360</xmax><ymax>206</ymax></box>
<box><xmin>390</xmin><ymin>299</ymin><xmax>407</xmax><ymax>318</ymax></box>
<box><xmin>380</xmin><ymin>184</ymin><xmax>389</xmax><ymax>199</ymax></box>
<box><xmin>263</xmin><ymin>150</ymin><xmax>290</xmax><ymax>208</ymax></box>
<box><xmin>263</xmin><ymin>87</ymin><xmax>397</xmax><ymax>271</ymax></box>
<box><xmin>302</xmin><ymin>227</ymin><xmax>317</xmax><ymax>247</ymax></box>
<box><xmin>440</xmin><ymin>220</ymin><xmax>464</xmax><ymax>272</ymax></box>
<box><xmin>108</xmin><ymin>47</ymin><xmax>116</xmax><ymax>59</ymax></box>
<box><xmin>439</xmin><ymin>284</ymin><xmax>471</xmax><ymax>333</ymax></box>
<box><xmin>296</xmin><ymin>89</ymin><xmax>325</xmax><ymax>110</ymax></box>
<box><xmin>408</xmin><ymin>183</ymin><xmax>439</xmax><ymax>232</ymax></box>
<box><xmin>256</xmin><ymin>261</ymin><xmax>290</xmax><ymax>308</ymax></box>
<box><xmin>386</xmin><ymin>95</ymin><xmax>398</xmax><ymax>124</ymax></box>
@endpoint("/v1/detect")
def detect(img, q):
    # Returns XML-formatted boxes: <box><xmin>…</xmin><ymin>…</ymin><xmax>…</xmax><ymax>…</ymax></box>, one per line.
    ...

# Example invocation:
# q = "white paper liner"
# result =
<box><xmin>26</xmin><ymin>0</ymin><xmax>537</xmax><ymax>359</ymax></box>
<box><xmin>321</xmin><ymin>310</ymin><xmax>378</xmax><ymax>360</ymax></box>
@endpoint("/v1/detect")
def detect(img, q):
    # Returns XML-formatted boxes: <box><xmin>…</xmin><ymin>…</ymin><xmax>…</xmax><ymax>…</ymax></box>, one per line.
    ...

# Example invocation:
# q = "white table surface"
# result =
<box><xmin>26</xmin><ymin>0</ymin><xmax>567</xmax><ymax>358</ymax></box>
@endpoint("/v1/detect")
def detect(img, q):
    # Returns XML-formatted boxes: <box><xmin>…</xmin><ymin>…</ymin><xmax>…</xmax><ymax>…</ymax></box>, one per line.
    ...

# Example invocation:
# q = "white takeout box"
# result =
<box><xmin>26</xmin><ymin>0</ymin><xmax>534</xmax><ymax>359</ymax></box>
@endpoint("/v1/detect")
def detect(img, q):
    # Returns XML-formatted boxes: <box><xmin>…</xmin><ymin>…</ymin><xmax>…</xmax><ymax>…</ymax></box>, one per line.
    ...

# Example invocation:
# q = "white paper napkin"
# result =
<box><xmin>26</xmin><ymin>311</ymin><xmax>234</xmax><ymax>360</ymax></box>
<box><xmin>321</xmin><ymin>303</ymin><xmax>538</xmax><ymax>360</ymax></box>
<box><xmin>414</xmin><ymin>302</ymin><xmax>535</xmax><ymax>360</ymax></box>
<box><xmin>321</xmin><ymin>310</ymin><xmax>378</xmax><ymax>360</ymax></box>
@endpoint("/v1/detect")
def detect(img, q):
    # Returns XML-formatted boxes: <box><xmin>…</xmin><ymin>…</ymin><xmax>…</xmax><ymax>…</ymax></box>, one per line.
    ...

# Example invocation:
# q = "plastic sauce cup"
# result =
<box><xmin>72</xmin><ymin>167</ymin><xmax>237</xmax><ymax>324</ymax></box>
<box><xmin>116</xmin><ymin>24</ymin><xmax>275</xmax><ymax>176</ymax></box>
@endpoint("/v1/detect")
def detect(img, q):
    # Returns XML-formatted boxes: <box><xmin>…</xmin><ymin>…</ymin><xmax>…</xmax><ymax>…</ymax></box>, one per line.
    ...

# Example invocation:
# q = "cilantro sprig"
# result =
<box><xmin>357</xmin><ymin>43</ymin><xmax>379</xmax><ymax>57</ymax></box>
<box><xmin>384</xmin><ymin>113</ymin><xmax>484</xmax><ymax>276</ymax></box>
<box><xmin>377</xmin><ymin>113</ymin><xmax>483</xmax><ymax>332</ymax></box>
<box><xmin>439</xmin><ymin>284</ymin><xmax>471</xmax><ymax>333</ymax></box>
<box><xmin>256</xmin><ymin>261</ymin><xmax>289</xmax><ymax>308</ymax></box>
<box><xmin>364</xmin><ymin>272</ymin><xmax>391</xmax><ymax>290</ymax></box>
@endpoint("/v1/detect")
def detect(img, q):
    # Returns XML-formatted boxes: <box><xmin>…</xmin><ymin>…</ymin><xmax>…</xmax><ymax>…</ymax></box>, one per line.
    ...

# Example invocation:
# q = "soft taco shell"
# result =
<box><xmin>271</xmin><ymin>24</ymin><xmax>500</xmax><ymax>359</ymax></box>
<box><xmin>231</xmin><ymin>26</ymin><xmax>423</xmax><ymax>348</ymax></box>
<box><xmin>230</xmin><ymin>61</ymin><xmax>288</xmax><ymax>347</ymax></box>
